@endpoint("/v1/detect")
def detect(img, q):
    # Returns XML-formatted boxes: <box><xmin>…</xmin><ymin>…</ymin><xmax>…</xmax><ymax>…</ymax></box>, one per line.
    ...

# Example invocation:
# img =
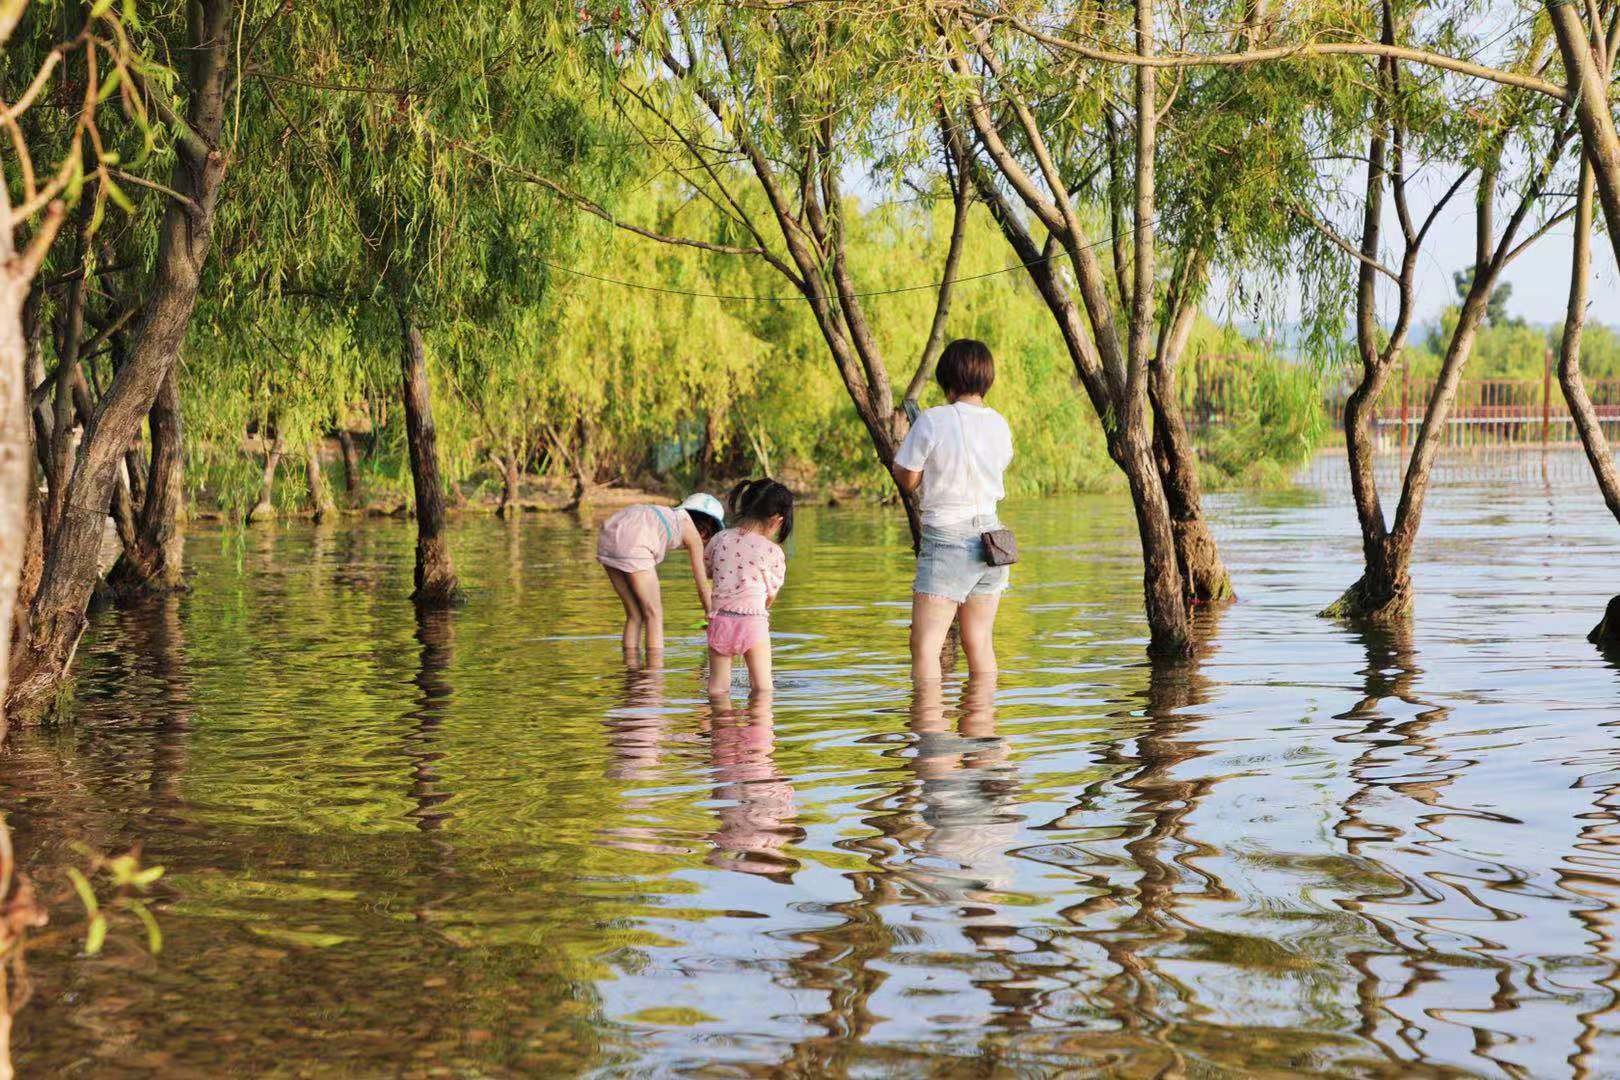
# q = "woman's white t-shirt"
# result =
<box><xmin>893</xmin><ymin>402</ymin><xmax>1014</xmax><ymax>528</ymax></box>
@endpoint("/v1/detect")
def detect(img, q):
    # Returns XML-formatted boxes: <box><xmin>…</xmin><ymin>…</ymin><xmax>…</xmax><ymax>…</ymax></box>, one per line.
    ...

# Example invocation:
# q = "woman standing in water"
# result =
<box><xmin>893</xmin><ymin>339</ymin><xmax>1014</xmax><ymax>683</ymax></box>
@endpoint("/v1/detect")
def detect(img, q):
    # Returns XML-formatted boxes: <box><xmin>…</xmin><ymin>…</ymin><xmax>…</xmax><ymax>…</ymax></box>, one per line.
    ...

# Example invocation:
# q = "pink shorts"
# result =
<box><xmin>707</xmin><ymin>612</ymin><xmax>769</xmax><ymax>657</ymax></box>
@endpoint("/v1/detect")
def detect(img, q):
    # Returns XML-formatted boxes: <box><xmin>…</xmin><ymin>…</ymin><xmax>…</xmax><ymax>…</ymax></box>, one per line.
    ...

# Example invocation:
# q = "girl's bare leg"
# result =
<box><xmin>910</xmin><ymin>593</ymin><xmax>960</xmax><ymax>684</ymax></box>
<box><xmin>958</xmin><ymin>593</ymin><xmax>1002</xmax><ymax>678</ymax></box>
<box><xmin>708</xmin><ymin>649</ymin><xmax>734</xmax><ymax>697</ymax></box>
<box><xmin>627</xmin><ymin>570</ymin><xmax>665</xmax><ymax>652</ymax></box>
<box><xmin>604</xmin><ymin>567</ymin><xmax>643</xmax><ymax>654</ymax></box>
<box><xmin>742</xmin><ymin>640</ymin><xmax>773</xmax><ymax>697</ymax></box>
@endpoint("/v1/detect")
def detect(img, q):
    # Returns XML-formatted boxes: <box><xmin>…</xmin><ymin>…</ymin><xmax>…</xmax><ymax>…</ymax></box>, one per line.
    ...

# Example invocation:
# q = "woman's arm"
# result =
<box><xmin>684</xmin><ymin>521</ymin><xmax>713</xmax><ymax>616</ymax></box>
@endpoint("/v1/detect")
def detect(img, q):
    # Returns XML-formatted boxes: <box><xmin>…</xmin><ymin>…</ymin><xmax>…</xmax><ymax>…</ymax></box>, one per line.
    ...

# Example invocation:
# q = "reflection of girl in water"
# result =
<box><xmin>598</xmin><ymin>654</ymin><xmax>689</xmax><ymax>856</ymax></box>
<box><xmin>705</xmin><ymin>694</ymin><xmax>803</xmax><ymax>881</ymax></box>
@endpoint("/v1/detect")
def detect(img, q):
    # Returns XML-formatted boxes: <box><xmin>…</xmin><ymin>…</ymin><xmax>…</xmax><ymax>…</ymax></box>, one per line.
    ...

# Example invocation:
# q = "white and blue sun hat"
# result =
<box><xmin>678</xmin><ymin>492</ymin><xmax>726</xmax><ymax>530</ymax></box>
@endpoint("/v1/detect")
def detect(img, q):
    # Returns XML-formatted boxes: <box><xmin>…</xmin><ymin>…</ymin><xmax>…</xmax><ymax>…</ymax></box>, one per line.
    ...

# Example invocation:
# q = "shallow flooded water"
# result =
<box><xmin>5</xmin><ymin>449</ymin><xmax>1620</xmax><ymax>1077</ymax></box>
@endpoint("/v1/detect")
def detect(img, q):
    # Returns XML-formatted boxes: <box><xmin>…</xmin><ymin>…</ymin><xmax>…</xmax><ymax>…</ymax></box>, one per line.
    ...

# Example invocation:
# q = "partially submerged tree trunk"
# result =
<box><xmin>947</xmin><ymin>15</ymin><xmax>1193</xmax><ymax>654</ymax></box>
<box><xmin>1323</xmin><ymin>30</ymin><xmax>1568</xmax><ymax>621</ymax></box>
<box><xmin>1546</xmin><ymin>2</ymin><xmax>1620</xmax><ymax>647</ymax></box>
<box><xmin>337</xmin><ymin>429</ymin><xmax>363</xmax><ymax>507</ymax></box>
<box><xmin>398</xmin><ymin>310</ymin><xmax>459</xmax><ymax>606</ymax></box>
<box><xmin>304</xmin><ymin>443</ymin><xmax>333</xmax><ymax>523</ymax></box>
<box><xmin>8</xmin><ymin>0</ymin><xmax>235</xmax><ymax>718</ymax></box>
<box><xmin>109</xmin><ymin>367</ymin><xmax>185</xmax><ymax>597</ymax></box>
<box><xmin>1152</xmin><ymin>251</ymin><xmax>1231</xmax><ymax>604</ymax></box>
<box><xmin>246</xmin><ymin>431</ymin><xmax>283</xmax><ymax>524</ymax></box>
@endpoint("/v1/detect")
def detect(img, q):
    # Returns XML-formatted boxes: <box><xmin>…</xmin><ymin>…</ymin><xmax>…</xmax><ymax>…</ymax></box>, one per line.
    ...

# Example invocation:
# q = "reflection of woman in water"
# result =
<box><xmin>900</xmin><ymin>677</ymin><xmax>1021</xmax><ymax>900</ymax></box>
<box><xmin>705</xmin><ymin>693</ymin><xmax>802</xmax><ymax>881</ymax></box>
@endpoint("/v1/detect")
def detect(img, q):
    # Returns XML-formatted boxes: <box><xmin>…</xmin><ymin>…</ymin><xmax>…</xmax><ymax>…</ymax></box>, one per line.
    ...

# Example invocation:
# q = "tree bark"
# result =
<box><xmin>1151</xmin><ymin>252</ymin><xmax>1232</xmax><ymax>605</ymax></box>
<box><xmin>1549</xmin><ymin>2</ymin><xmax>1620</xmax><ymax>275</ymax></box>
<box><xmin>246</xmin><ymin>431</ymin><xmax>282</xmax><ymax>524</ymax></box>
<box><xmin>8</xmin><ymin>0</ymin><xmax>235</xmax><ymax>718</ymax></box>
<box><xmin>337</xmin><ymin>428</ymin><xmax>363</xmax><ymax>507</ymax></box>
<box><xmin>109</xmin><ymin>366</ymin><xmax>185</xmax><ymax>597</ymax></box>
<box><xmin>44</xmin><ymin>215</ymin><xmax>90</xmax><ymax>543</ymax></box>
<box><xmin>304</xmin><ymin>442</ymin><xmax>333</xmax><ymax>523</ymax></box>
<box><xmin>496</xmin><ymin>452</ymin><xmax>521</xmax><ymax>518</ymax></box>
<box><xmin>1558</xmin><ymin>159</ymin><xmax>1620</xmax><ymax>524</ymax></box>
<box><xmin>1118</xmin><ymin>428</ymin><xmax>1195</xmax><ymax>657</ymax></box>
<box><xmin>399</xmin><ymin>310</ymin><xmax>459</xmax><ymax>606</ymax></box>
<box><xmin>564</xmin><ymin>417</ymin><xmax>594</xmax><ymax>512</ymax></box>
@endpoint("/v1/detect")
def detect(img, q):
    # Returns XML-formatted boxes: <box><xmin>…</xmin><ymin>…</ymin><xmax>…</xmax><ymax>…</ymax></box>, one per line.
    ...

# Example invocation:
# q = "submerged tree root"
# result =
<box><xmin>1588</xmin><ymin>595</ymin><xmax>1620</xmax><ymax>647</ymax></box>
<box><xmin>1320</xmin><ymin>572</ymin><xmax>1413</xmax><ymax>623</ymax></box>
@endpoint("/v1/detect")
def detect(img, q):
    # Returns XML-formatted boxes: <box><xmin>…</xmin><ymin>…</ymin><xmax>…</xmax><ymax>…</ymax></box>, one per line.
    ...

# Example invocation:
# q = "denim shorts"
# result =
<box><xmin>914</xmin><ymin>516</ymin><xmax>1010</xmax><ymax>603</ymax></box>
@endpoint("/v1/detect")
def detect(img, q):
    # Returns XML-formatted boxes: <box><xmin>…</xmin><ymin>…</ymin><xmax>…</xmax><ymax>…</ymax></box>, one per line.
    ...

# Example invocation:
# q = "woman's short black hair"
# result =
<box><xmin>725</xmin><ymin>477</ymin><xmax>795</xmax><ymax>544</ymax></box>
<box><xmin>935</xmin><ymin>338</ymin><xmax>995</xmax><ymax>398</ymax></box>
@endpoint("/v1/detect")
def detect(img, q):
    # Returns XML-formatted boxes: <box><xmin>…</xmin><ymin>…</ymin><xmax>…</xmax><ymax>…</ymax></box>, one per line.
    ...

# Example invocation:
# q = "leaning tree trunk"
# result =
<box><xmin>7</xmin><ymin>0</ymin><xmax>234</xmax><ymax>719</ymax></box>
<box><xmin>1547</xmin><ymin>1</ymin><xmax>1620</xmax><ymax>646</ymax></box>
<box><xmin>337</xmin><ymin>428</ymin><xmax>363</xmax><ymax>507</ymax></box>
<box><xmin>304</xmin><ymin>443</ymin><xmax>333</xmax><ymax>523</ymax></box>
<box><xmin>245</xmin><ymin>431</ymin><xmax>282</xmax><ymax>524</ymax></box>
<box><xmin>1551</xmin><ymin>2</ymin><xmax>1620</xmax><ymax>277</ymax></box>
<box><xmin>1560</xmin><ymin>159</ymin><xmax>1620</xmax><ymax>645</ymax></box>
<box><xmin>398</xmin><ymin>310</ymin><xmax>459</xmax><ymax>606</ymax></box>
<box><xmin>108</xmin><ymin>366</ymin><xmax>185</xmax><ymax>597</ymax></box>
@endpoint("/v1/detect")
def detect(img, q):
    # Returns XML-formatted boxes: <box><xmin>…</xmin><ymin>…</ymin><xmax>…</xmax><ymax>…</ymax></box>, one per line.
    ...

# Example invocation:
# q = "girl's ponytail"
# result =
<box><xmin>726</xmin><ymin>477</ymin><xmax>794</xmax><ymax>544</ymax></box>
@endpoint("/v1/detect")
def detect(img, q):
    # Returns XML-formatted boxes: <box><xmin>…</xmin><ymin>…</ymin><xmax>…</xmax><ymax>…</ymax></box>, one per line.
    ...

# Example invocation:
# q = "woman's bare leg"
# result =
<box><xmin>604</xmin><ymin>566</ymin><xmax>643</xmax><ymax>654</ymax></box>
<box><xmin>910</xmin><ymin>593</ymin><xmax>961</xmax><ymax>684</ymax></box>
<box><xmin>708</xmin><ymin>648</ymin><xmax>734</xmax><ymax>697</ymax></box>
<box><xmin>627</xmin><ymin>569</ymin><xmax>665</xmax><ymax>652</ymax></box>
<box><xmin>958</xmin><ymin>593</ymin><xmax>1002</xmax><ymax>678</ymax></box>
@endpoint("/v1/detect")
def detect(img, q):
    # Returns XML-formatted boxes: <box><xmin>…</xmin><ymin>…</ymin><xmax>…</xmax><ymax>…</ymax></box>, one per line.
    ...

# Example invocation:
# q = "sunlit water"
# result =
<box><xmin>5</xmin><ymin>449</ymin><xmax>1619</xmax><ymax>1077</ymax></box>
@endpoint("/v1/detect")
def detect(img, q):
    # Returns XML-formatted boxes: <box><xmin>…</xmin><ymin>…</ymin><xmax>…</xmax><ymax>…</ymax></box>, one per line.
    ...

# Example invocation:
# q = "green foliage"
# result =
<box><xmin>1199</xmin><ymin>355</ymin><xmax>1332</xmax><ymax>489</ymax></box>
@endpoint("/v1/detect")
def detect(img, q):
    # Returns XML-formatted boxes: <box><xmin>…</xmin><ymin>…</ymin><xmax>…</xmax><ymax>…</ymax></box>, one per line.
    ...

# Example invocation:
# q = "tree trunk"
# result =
<box><xmin>304</xmin><ymin>443</ymin><xmax>333</xmax><ymax>523</ymax></box>
<box><xmin>7</xmin><ymin>0</ymin><xmax>234</xmax><ymax>719</ymax></box>
<box><xmin>399</xmin><ymin>310</ymin><xmax>459</xmax><ymax>606</ymax></box>
<box><xmin>246</xmin><ymin>432</ymin><xmax>282</xmax><ymax>524</ymax></box>
<box><xmin>0</xmin><ymin>263</ymin><xmax>38</xmax><ymax>745</ymax></box>
<box><xmin>108</xmin><ymin>367</ymin><xmax>185</xmax><ymax>597</ymax></box>
<box><xmin>565</xmin><ymin>417</ymin><xmax>594</xmax><ymax>512</ymax></box>
<box><xmin>337</xmin><ymin>428</ymin><xmax>363</xmax><ymax>507</ymax></box>
<box><xmin>44</xmin><ymin>212</ymin><xmax>91</xmax><ymax>544</ymax></box>
<box><xmin>1558</xmin><ymin>158</ymin><xmax>1620</xmax><ymax>646</ymax></box>
<box><xmin>1117</xmin><ymin>429</ymin><xmax>1194</xmax><ymax>658</ymax></box>
<box><xmin>1550</xmin><ymin>2</ymin><xmax>1620</xmax><ymax>277</ymax></box>
<box><xmin>496</xmin><ymin>452</ymin><xmax>521</xmax><ymax>518</ymax></box>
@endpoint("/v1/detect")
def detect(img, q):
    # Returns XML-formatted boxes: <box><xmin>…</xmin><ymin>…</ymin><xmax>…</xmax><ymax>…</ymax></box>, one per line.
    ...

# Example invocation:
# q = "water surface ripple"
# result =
<box><xmin>5</xmin><ymin>450</ymin><xmax>1620</xmax><ymax>1077</ymax></box>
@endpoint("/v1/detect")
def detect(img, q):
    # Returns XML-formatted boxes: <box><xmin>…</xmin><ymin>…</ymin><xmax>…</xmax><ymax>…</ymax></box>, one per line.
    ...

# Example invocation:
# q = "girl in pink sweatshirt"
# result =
<box><xmin>705</xmin><ymin>478</ymin><xmax>794</xmax><ymax>697</ymax></box>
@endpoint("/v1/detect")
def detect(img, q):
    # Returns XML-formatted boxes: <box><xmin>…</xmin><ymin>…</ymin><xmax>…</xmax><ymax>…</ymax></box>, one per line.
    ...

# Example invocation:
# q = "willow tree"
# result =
<box><xmin>220</xmin><ymin>1</ymin><xmax>612</xmax><ymax>603</ymax></box>
<box><xmin>9</xmin><ymin>0</ymin><xmax>239</xmax><ymax>715</ymax></box>
<box><xmin>1305</xmin><ymin>9</ymin><xmax>1575</xmax><ymax>619</ymax></box>
<box><xmin>558</xmin><ymin>0</ymin><xmax>973</xmax><ymax>545</ymax></box>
